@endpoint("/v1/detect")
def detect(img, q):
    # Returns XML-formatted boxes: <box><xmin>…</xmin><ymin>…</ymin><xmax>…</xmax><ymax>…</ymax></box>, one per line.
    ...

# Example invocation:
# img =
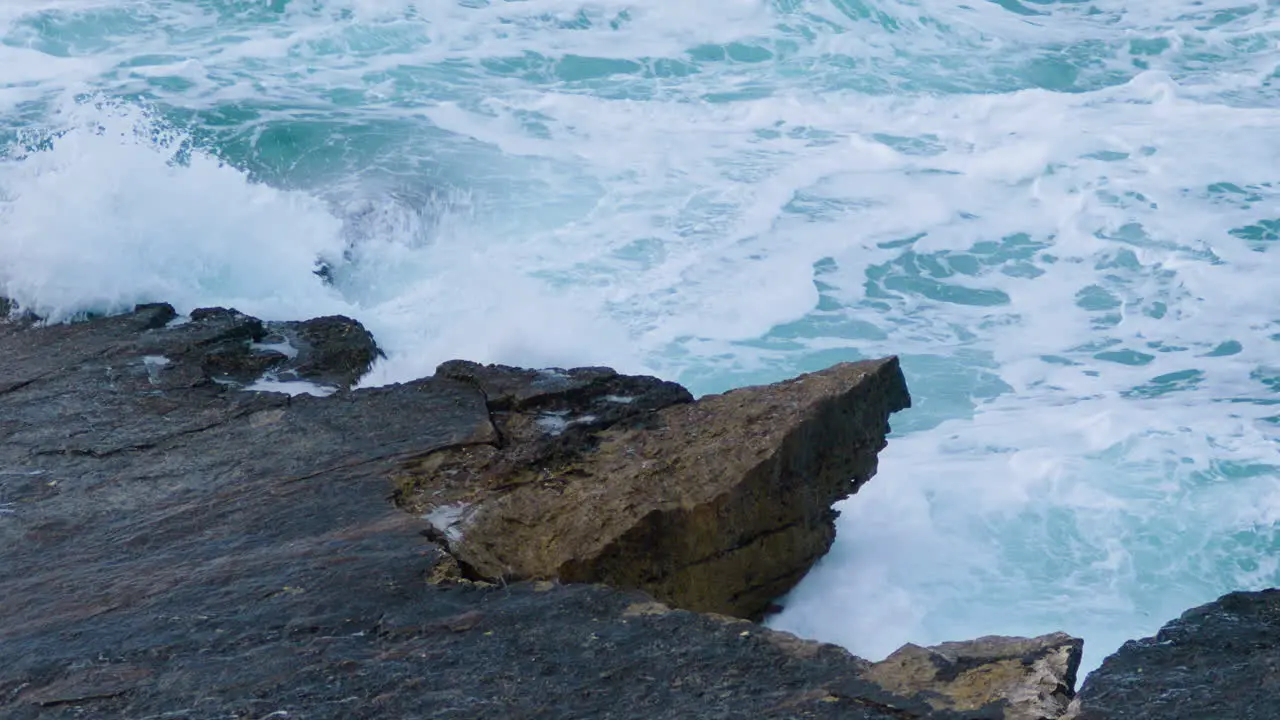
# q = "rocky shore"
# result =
<box><xmin>1</xmin><ymin>302</ymin><xmax>1275</xmax><ymax>719</ymax></box>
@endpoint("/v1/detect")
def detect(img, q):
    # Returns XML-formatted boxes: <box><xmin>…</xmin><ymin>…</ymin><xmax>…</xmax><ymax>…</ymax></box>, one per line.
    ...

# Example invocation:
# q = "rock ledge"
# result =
<box><xmin>397</xmin><ymin>357</ymin><xmax>911</xmax><ymax>619</ymax></box>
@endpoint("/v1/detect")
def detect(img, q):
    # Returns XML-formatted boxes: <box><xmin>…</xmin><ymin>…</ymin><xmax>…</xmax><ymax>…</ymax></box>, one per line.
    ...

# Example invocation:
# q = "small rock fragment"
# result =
<box><xmin>864</xmin><ymin>633</ymin><xmax>1082</xmax><ymax>720</ymax></box>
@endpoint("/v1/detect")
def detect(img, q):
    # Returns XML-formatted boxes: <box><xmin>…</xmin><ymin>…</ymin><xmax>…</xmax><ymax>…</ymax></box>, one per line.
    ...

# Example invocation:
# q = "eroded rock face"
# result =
<box><xmin>396</xmin><ymin>357</ymin><xmax>911</xmax><ymax>619</ymax></box>
<box><xmin>1071</xmin><ymin>589</ymin><xmax>1280</xmax><ymax>720</ymax></box>
<box><xmin>864</xmin><ymin>634</ymin><xmax>1083</xmax><ymax>720</ymax></box>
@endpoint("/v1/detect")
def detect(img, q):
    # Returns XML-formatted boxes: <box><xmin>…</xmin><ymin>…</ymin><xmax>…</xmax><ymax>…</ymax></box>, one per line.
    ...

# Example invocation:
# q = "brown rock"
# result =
<box><xmin>425</xmin><ymin>553</ymin><xmax>465</xmax><ymax>585</ymax></box>
<box><xmin>395</xmin><ymin>357</ymin><xmax>910</xmax><ymax>619</ymax></box>
<box><xmin>863</xmin><ymin>633</ymin><xmax>1083</xmax><ymax>720</ymax></box>
<box><xmin>622</xmin><ymin>601</ymin><xmax>672</xmax><ymax>617</ymax></box>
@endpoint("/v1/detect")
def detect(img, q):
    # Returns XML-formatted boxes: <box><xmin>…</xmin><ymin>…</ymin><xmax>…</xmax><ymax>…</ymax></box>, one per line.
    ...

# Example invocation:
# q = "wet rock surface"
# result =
<box><xmin>180</xmin><ymin>306</ymin><xmax>380</xmax><ymax>390</ymax></box>
<box><xmin>864</xmin><ymin>634</ymin><xmax>1082</xmax><ymax>720</ymax></box>
<box><xmin>1070</xmin><ymin>589</ymin><xmax>1280</xmax><ymax>720</ymax></box>
<box><xmin>1</xmin><ymin>302</ymin><xmax>972</xmax><ymax>720</ymax></box>
<box><xmin>403</xmin><ymin>356</ymin><xmax>910</xmax><ymax>619</ymax></box>
<box><xmin>23</xmin><ymin>301</ymin><xmax>1278</xmax><ymax>720</ymax></box>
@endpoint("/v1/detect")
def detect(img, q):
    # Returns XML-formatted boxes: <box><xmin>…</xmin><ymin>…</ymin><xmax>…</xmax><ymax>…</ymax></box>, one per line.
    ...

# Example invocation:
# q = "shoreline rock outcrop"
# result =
<box><xmin>0</xmin><ymin>301</ymin><xmax>944</xmax><ymax>719</ymax></box>
<box><xmin>6</xmin><ymin>300</ymin><xmax>1265</xmax><ymax>719</ymax></box>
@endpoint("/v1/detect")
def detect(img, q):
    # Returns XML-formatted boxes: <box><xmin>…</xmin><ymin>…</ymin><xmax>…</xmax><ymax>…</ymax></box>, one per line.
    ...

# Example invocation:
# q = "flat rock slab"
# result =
<box><xmin>0</xmin><ymin>303</ymin><xmax>980</xmax><ymax>720</ymax></box>
<box><xmin>400</xmin><ymin>357</ymin><xmax>911</xmax><ymax>619</ymax></box>
<box><xmin>1071</xmin><ymin>589</ymin><xmax>1280</xmax><ymax>720</ymax></box>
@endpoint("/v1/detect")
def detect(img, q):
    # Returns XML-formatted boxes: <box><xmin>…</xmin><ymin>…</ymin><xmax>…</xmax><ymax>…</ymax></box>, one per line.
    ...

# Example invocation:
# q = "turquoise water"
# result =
<box><xmin>3</xmin><ymin>0</ymin><xmax>1280</xmax><ymax>676</ymax></box>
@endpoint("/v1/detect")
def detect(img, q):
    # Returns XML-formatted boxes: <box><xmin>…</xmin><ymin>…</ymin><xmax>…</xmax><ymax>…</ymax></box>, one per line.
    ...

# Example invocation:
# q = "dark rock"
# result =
<box><xmin>1070</xmin><ymin>589</ymin><xmax>1280</xmax><ymax>720</ymax></box>
<box><xmin>865</xmin><ymin>634</ymin><xmax>1083</xmax><ymax>720</ymax></box>
<box><xmin>123</xmin><ymin>307</ymin><xmax>380</xmax><ymax>391</ymax></box>
<box><xmin>276</xmin><ymin>314</ymin><xmax>382</xmax><ymax>388</ymax></box>
<box><xmin>436</xmin><ymin>359</ymin><xmax>693</xmax><ymax>415</ymax></box>
<box><xmin>0</xmin><ymin>304</ymin><xmax>971</xmax><ymax>720</ymax></box>
<box><xmin>162</xmin><ymin>305</ymin><xmax>275</xmax><ymax>384</ymax></box>
<box><xmin>187</xmin><ymin>305</ymin><xmax>255</xmax><ymax>329</ymax></box>
<box><xmin>133</xmin><ymin>301</ymin><xmax>179</xmax><ymax>326</ymax></box>
<box><xmin>399</xmin><ymin>357</ymin><xmax>911</xmax><ymax>619</ymax></box>
<box><xmin>0</xmin><ymin>296</ymin><xmax>40</xmax><ymax>325</ymax></box>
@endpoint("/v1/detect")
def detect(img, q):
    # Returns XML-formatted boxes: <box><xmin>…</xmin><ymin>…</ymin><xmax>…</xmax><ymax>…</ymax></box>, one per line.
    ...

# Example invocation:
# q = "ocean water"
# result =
<box><xmin>2</xmin><ymin>0</ymin><xmax>1279</xmax><ymax>678</ymax></box>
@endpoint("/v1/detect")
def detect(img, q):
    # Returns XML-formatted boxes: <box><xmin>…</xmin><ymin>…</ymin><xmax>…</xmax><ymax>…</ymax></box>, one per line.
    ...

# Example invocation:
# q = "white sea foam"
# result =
<box><xmin>0</xmin><ymin>99</ymin><xmax>350</xmax><ymax>323</ymax></box>
<box><xmin>250</xmin><ymin>340</ymin><xmax>299</xmax><ymax>360</ymax></box>
<box><xmin>424</xmin><ymin>502</ymin><xmax>473</xmax><ymax>543</ymax></box>
<box><xmin>3</xmin><ymin>0</ymin><xmax>1279</xmax><ymax>679</ymax></box>
<box><xmin>245</xmin><ymin>378</ymin><xmax>337</xmax><ymax>398</ymax></box>
<box><xmin>141</xmin><ymin>354</ymin><xmax>169</xmax><ymax>385</ymax></box>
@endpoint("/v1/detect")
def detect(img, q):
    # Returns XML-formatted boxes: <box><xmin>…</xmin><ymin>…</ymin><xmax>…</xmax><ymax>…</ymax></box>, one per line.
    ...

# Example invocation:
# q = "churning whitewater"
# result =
<box><xmin>2</xmin><ymin>0</ymin><xmax>1279</xmax><ymax>675</ymax></box>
